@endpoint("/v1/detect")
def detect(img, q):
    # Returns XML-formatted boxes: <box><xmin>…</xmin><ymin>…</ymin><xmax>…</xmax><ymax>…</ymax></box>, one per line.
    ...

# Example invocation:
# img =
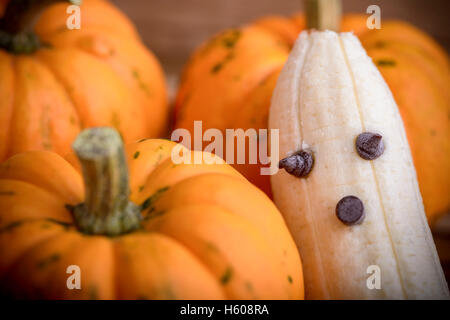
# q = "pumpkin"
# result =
<box><xmin>0</xmin><ymin>127</ymin><xmax>303</xmax><ymax>299</ymax></box>
<box><xmin>0</xmin><ymin>0</ymin><xmax>168</xmax><ymax>162</ymax></box>
<box><xmin>174</xmin><ymin>12</ymin><xmax>450</xmax><ymax>223</ymax></box>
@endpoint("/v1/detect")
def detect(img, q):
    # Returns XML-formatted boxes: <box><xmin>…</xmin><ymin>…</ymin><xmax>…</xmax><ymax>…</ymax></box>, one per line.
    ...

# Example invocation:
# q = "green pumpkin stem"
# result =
<box><xmin>72</xmin><ymin>127</ymin><xmax>141</xmax><ymax>236</ymax></box>
<box><xmin>305</xmin><ymin>0</ymin><xmax>342</xmax><ymax>31</ymax></box>
<box><xmin>0</xmin><ymin>0</ymin><xmax>81</xmax><ymax>54</ymax></box>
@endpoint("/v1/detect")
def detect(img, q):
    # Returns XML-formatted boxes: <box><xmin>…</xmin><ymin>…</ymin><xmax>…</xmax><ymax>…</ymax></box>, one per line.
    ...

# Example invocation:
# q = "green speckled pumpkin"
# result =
<box><xmin>0</xmin><ymin>0</ymin><xmax>168</xmax><ymax>162</ymax></box>
<box><xmin>0</xmin><ymin>127</ymin><xmax>303</xmax><ymax>299</ymax></box>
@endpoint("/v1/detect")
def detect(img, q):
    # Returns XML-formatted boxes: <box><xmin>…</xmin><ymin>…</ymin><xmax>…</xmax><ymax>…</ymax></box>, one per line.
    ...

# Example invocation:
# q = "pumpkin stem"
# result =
<box><xmin>305</xmin><ymin>0</ymin><xmax>342</xmax><ymax>31</ymax></box>
<box><xmin>72</xmin><ymin>127</ymin><xmax>141</xmax><ymax>236</ymax></box>
<box><xmin>0</xmin><ymin>0</ymin><xmax>81</xmax><ymax>54</ymax></box>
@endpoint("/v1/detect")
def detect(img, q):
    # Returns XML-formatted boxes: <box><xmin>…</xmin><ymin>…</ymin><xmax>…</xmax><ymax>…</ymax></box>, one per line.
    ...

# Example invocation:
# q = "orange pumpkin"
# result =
<box><xmin>0</xmin><ymin>0</ymin><xmax>168</xmax><ymax>162</ymax></box>
<box><xmin>174</xmin><ymin>13</ymin><xmax>450</xmax><ymax>223</ymax></box>
<box><xmin>0</xmin><ymin>127</ymin><xmax>303</xmax><ymax>299</ymax></box>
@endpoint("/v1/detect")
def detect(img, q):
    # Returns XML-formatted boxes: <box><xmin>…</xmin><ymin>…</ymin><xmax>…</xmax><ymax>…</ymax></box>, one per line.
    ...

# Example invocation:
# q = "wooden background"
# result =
<box><xmin>110</xmin><ymin>0</ymin><xmax>450</xmax><ymax>75</ymax></box>
<box><xmin>109</xmin><ymin>0</ymin><xmax>450</xmax><ymax>282</ymax></box>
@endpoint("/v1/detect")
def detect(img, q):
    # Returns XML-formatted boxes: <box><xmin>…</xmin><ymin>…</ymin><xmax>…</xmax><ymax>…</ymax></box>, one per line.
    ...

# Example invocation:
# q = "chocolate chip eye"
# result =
<box><xmin>336</xmin><ymin>195</ymin><xmax>365</xmax><ymax>226</ymax></box>
<box><xmin>355</xmin><ymin>132</ymin><xmax>385</xmax><ymax>160</ymax></box>
<box><xmin>278</xmin><ymin>150</ymin><xmax>314</xmax><ymax>178</ymax></box>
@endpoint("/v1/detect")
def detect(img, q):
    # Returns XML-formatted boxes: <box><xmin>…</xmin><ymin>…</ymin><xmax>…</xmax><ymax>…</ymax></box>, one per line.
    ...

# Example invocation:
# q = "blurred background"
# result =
<box><xmin>110</xmin><ymin>0</ymin><xmax>450</xmax><ymax>76</ymax></box>
<box><xmin>110</xmin><ymin>0</ymin><xmax>450</xmax><ymax>281</ymax></box>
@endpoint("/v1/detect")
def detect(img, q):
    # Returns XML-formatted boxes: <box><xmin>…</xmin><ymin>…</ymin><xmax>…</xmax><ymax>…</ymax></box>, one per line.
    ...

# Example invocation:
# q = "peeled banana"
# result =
<box><xmin>269</xmin><ymin>30</ymin><xmax>449</xmax><ymax>299</ymax></box>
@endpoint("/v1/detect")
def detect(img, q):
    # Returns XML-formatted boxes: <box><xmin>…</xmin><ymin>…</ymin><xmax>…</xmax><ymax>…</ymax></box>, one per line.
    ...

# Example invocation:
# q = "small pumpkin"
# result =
<box><xmin>0</xmin><ymin>0</ymin><xmax>168</xmax><ymax>162</ymax></box>
<box><xmin>174</xmin><ymin>13</ymin><xmax>450</xmax><ymax>223</ymax></box>
<box><xmin>0</xmin><ymin>127</ymin><xmax>303</xmax><ymax>299</ymax></box>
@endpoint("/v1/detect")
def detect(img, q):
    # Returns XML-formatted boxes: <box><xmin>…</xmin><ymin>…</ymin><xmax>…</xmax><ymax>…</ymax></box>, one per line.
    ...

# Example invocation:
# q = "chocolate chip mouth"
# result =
<box><xmin>336</xmin><ymin>195</ymin><xmax>365</xmax><ymax>226</ymax></box>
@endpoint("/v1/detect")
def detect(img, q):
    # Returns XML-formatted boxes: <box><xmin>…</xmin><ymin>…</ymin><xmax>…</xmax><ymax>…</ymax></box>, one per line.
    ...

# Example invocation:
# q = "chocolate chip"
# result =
<box><xmin>278</xmin><ymin>150</ymin><xmax>314</xmax><ymax>178</ymax></box>
<box><xmin>355</xmin><ymin>132</ymin><xmax>385</xmax><ymax>160</ymax></box>
<box><xmin>336</xmin><ymin>196</ymin><xmax>365</xmax><ymax>226</ymax></box>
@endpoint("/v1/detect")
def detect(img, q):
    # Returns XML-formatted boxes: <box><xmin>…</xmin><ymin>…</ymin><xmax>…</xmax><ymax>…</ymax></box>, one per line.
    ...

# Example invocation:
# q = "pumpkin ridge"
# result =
<box><xmin>221</xmin><ymin>64</ymin><xmax>283</xmax><ymax>128</ymax></box>
<box><xmin>34</xmin><ymin>47</ymin><xmax>88</xmax><ymax>129</ymax></box>
<box><xmin>126</xmin><ymin>139</ymin><xmax>177</xmax><ymax>194</ymax></box>
<box><xmin>8</xmin><ymin>55</ymin><xmax>81</xmax><ymax>157</ymax></box>
<box><xmin>148</xmin><ymin>231</ymin><xmax>228</xmax><ymax>299</ymax></box>
<box><xmin>0</xmin><ymin>217</ymin><xmax>74</xmax><ymax>234</ymax></box>
<box><xmin>69</xmin><ymin>31</ymin><xmax>168</xmax><ymax>137</ymax></box>
<box><xmin>174</xmin><ymin>25</ymin><xmax>289</xmax><ymax>125</ymax></box>
<box><xmin>41</xmin><ymin>29</ymin><xmax>162</xmax><ymax>131</ymax></box>
<box><xmin>114</xmin><ymin>230</ymin><xmax>226</xmax><ymax>299</ymax></box>
<box><xmin>139</xmin><ymin>204</ymin><xmax>241</xmax><ymax>300</ymax></box>
<box><xmin>361</xmin><ymin>21</ymin><xmax>450</xmax><ymax>70</ymax></box>
<box><xmin>0</xmin><ymin>223</ymin><xmax>69</xmax><ymax>283</ymax></box>
<box><xmin>252</xmin><ymin>15</ymin><xmax>301</xmax><ymax>46</ymax></box>
<box><xmin>138</xmin><ymin>173</ymin><xmax>250</xmax><ymax>220</ymax></box>
<box><xmin>0</xmin><ymin>178</ymin><xmax>74</xmax><ymax>228</ymax></box>
<box><xmin>64</xmin><ymin>233</ymin><xmax>116</xmax><ymax>299</ymax></box>
<box><xmin>369</xmin><ymin>39</ymin><xmax>449</xmax><ymax>72</ymax></box>
<box><xmin>0</xmin><ymin>179</ymin><xmax>73</xmax><ymax>227</ymax></box>
<box><xmin>177</xmin><ymin>60</ymin><xmax>287</xmax><ymax>130</ymax></box>
<box><xmin>150</xmin><ymin>195</ymin><xmax>299</xmax><ymax>299</ymax></box>
<box><xmin>4</xmin><ymin>54</ymin><xmax>17</xmax><ymax>160</ymax></box>
<box><xmin>134</xmin><ymin>153</ymin><xmax>243</xmax><ymax>202</ymax></box>
<box><xmin>137</xmin><ymin>174</ymin><xmax>255</xmax><ymax>221</ymax></box>
<box><xmin>0</xmin><ymin>219</ymin><xmax>70</xmax><ymax>281</ymax></box>
<box><xmin>0</xmin><ymin>49</ymin><xmax>14</xmax><ymax>161</ymax></box>
<box><xmin>0</xmin><ymin>151</ymin><xmax>83</xmax><ymax>203</ymax></box>
<box><xmin>36</xmin><ymin>47</ymin><xmax>149</xmax><ymax>141</ymax></box>
<box><xmin>156</xmin><ymin>172</ymin><xmax>293</xmax><ymax>234</ymax></box>
<box><xmin>1</xmin><ymin>231</ymin><xmax>84</xmax><ymax>298</ymax></box>
<box><xmin>144</xmin><ymin>203</ymin><xmax>291</xmax><ymax>299</ymax></box>
<box><xmin>373</xmin><ymin>45</ymin><xmax>450</xmax><ymax>99</ymax></box>
<box><xmin>35</xmin><ymin>55</ymin><xmax>80</xmax><ymax>150</ymax></box>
